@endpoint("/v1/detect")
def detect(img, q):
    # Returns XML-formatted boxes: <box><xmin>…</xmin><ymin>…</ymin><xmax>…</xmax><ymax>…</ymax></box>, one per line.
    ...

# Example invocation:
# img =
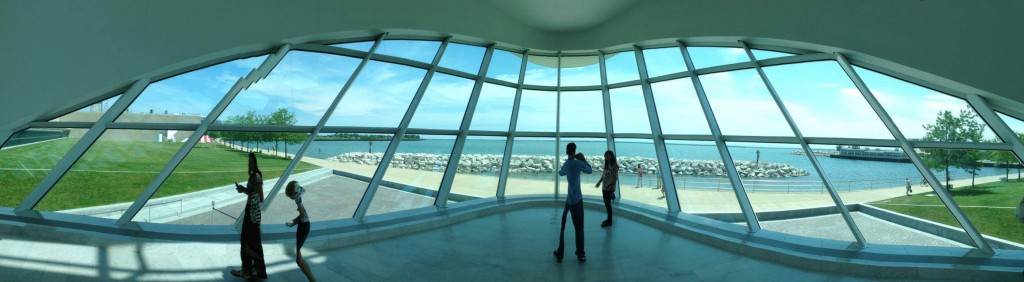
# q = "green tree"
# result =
<box><xmin>223</xmin><ymin>111</ymin><xmax>264</xmax><ymax>151</ymax></box>
<box><xmin>267</xmin><ymin>108</ymin><xmax>302</xmax><ymax>158</ymax></box>
<box><xmin>988</xmin><ymin>148</ymin><xmax>1017</xmax><ymax>182</ymax></box>
<box><xmin>920</xmin><ymin>109</ymin><xmax>985</xmax><ymax>190</ymax></box>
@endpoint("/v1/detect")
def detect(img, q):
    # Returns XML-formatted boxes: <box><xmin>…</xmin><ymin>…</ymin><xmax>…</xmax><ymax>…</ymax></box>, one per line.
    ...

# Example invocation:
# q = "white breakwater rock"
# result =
<box><xmin>328</xmin><ymin>152</ymin><xmax>809</xmax><ymax>178</ymax></box>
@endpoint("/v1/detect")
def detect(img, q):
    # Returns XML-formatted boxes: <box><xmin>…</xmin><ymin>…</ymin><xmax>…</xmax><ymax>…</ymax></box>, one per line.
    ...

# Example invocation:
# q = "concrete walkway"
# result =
<box><xmin>186</xmin><ymin>143</ymin><xmax>1014</xmax><ymax>220</ymax></box>
<box><xmin>285</xmin><ymin>152</ymin><xmax>1009</xmax><ymax>214</ymax></box>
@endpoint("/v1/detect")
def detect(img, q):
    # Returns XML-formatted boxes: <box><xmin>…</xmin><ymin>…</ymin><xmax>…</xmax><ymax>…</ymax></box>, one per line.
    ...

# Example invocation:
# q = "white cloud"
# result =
<box><xmin>719</xmin><ymin>48</ymin><xmax>748</xmax><ymax>64</ymax></box>
<box><xmin>522</xmin><ymin>68</ymin><xmax>557</xmax><ymax>85</ymax></box>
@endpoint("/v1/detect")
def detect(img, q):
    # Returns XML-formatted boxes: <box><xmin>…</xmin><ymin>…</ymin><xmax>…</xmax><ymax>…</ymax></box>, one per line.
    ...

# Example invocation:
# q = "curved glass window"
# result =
<box><xmin>408</xmin><ymin>73</ymin><xmax>475</xmax><ymax>130</ymax></box>
<box><xmin>725</xmin><ymin>142</ymin><xmax>857</xmax><ymax>243</ymax></box>
<box><xmin>367</xmin><ymin>135</ymin><xmax>455</xmax><ymax>216</ymax></box>
<box><xmin>523</xmin><ymin>55</ymin><xmax>558</xmax><ymax>86</ymax></box>
<box><xmin>515</xmin><ymin>90</ymin><xmax>557</xmax><ymax>132</ymax></box>
<box><xmin>763</xmin><ymin>61</ymin><xmax>892</xmax><ymax>139</ymax></box>
<box><xmin>16</xmin><ymin>34</ymin><xmax>1023</xmax><ymax>256</ymax></box>
<box><xmin>486</xmin><ymin>49</ymin><xmax>523</xmax><ymax>83</ymax></box>
<box><xmin>438</xmin><ymin>42</ymin><xmax>485</xmax><ymax>74</ymax></box>
<box><xmin>326</xmin><ymin>61</ymin><xmax>427</xmax><ymax>128</ymax></box>
<box><xmin>559</xmin><ymin>56</ymin><xmax>601</xmax><ymax>86</ymax></box>
<box><xmin>118</xmin><ymin>56</ymin><xmax>265</xmax><ymax>123</ymax></box>
<box><xmin>332</xmin><ymin>41</ymin><xmax>374</xmax><ymax>52</ymax></box>
<box><xmin>608</xmin><ymin>86</ymin><xmax>652</xmax><ymax>134</ymax></box>
<box><xmin>687</xmin><ymin>47</ymin><xmax>749</xmax><ymax>69</ymax></box>
<box><xmin>615</xmin><ymin>139</ymin><xmax>666</xmax><ymax>210</ymax></box>
<box><xmin>642</xmin><ymin>47</ymin><xmax>687</xmax><ymax>78</ymax></box>
<box><xmin>135</xmin><ymin>131</ymin><xmax>312</xmax><ymax>224</ymax></box>
<box><xmin>0</xmin><ymin>128</ymin><xmax>78</xmax><ymax>207</ymax></box>
<box><xmin>375</xmin><ymin>40</ymin><xmax>441</xmax><ymax>63</ymax></box>
<box><xmin>219</xmin><ymin>51</ymin><xmax>359</xmax><ymax>126</ymax></box>
<box><xmin>559</xmin><ymin>90</ymin><xmax>605</xmax><ymax>133</ymax></box>
<box><xmin>50</xmin><ymin>95</ymin><xmax>120</xmax><ymax>122</ymax></box>
<box><xmin>651</xmin><ymin>78</ymin><xmax>711</xmax><ymax>135</ymax></box>
<box><xmin>666</xmin><ymin>140</ymin><xmax>744</xmax><ymax>224</ymax></box>
<box><xmin>751</xmin><ymin>49</ymin><xmax>794</xmax><ymax>61</ymax></box>
<box><xmin>505</xmin><ymin>137</ymin><xmax>556</xmax><ymax>197</ymax></box>
<box><xmin>701</xmin><ymin>69</ymin><xmax>794</xmax><ymax>137</ymax></box>
<box><xmin>451</xmin><ymin>136</ymin><xmax>507</xmax><ymax>200</ymax></box>
<box><xmin>469</xmin><ymin>83</ymin><xmax>516</xmax><ymax>131</ymax></box>
<box><xmin>853</xmin><ymin>66</ymin><xmax>998</xmax><ymax>142</ymax></box>
<box><xmin>37</xmin><ymin>129</ymin><xmax>195</xmax><ymax>216</ymax></box>
<box><xmin>998</xmin><ymin>112</ymin><xmax>1024</xmax><ymax>134</ymax></box>
<box><xmin>604</xmin><ymin>51</ymin><xmax>640</xmax><ymax>84</ymax></box>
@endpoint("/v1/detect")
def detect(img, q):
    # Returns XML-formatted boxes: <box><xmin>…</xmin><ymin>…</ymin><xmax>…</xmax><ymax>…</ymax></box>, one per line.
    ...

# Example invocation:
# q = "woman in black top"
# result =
<box><xmin>231</xmin><ymin>152</ymin><xmax>266</xmax><ymax>280</ymax></box>
<box><xmin>595</xmin><ymin>150</ymin><xmax>619</xmax><ymax>227</ymax></box>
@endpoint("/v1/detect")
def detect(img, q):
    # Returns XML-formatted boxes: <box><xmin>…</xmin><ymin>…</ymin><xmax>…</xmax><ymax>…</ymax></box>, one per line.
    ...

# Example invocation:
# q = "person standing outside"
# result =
<box><xmin>594</xmin><ymin>150</ymin><xmax>619</xmax><ymax>227</ymax></box>
<box><xmin>232</xmin><ymin>152</ymin><xmax>266</xmax><ymax>280</ymax></box>
<box><xmin>905</xmin><ymin>177</ymin><xmax>913</xmax><ymax>196</ymax></box>
<box><xmin>635</xmin><ymin>164</ymin><xmax>643</xmax><ymax>188</ymax></box>
<box><xmin>286</xmin><ymin>181</ymin><xmax>317</xmax><ymax>282</ymax></box>
<box><xmin>554</xmin><ymin>142</ymin><xmax>592</xmax><ymax>262</ymax></box>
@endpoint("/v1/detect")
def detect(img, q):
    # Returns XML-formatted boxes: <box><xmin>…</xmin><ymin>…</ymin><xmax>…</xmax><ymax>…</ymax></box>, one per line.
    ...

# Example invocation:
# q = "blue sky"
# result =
<box><xmin>84</xmin><ymin>40</ymin><xmax>1014</xmax><ymax>143</ymax></box>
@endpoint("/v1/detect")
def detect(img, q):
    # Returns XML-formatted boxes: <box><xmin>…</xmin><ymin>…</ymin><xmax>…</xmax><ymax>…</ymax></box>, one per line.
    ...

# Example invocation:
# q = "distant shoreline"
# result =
<box><xmin>314</xmin><ymin>137</ymin><xmax>422</xmax><ymax>141</ymax></box>
<box><xmin>314</xmin><ymin>133</ymin><xmax>421</xmax><ymax>141</ymax></box>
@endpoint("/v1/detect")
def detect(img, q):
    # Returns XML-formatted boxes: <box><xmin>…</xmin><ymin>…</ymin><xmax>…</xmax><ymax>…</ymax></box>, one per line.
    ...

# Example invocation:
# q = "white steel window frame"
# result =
<box><xmin>0</xmin><ymin>33</ymin><xmax>1012</xmax><ymax>255</ymax></box>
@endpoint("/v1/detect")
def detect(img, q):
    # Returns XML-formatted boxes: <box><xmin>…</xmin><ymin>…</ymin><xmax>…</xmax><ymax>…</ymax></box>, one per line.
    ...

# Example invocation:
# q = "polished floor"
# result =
<box><xmin>0</xmin><ymin>207</ymin><xmax>955</xmax><ymax>281</ymax></box>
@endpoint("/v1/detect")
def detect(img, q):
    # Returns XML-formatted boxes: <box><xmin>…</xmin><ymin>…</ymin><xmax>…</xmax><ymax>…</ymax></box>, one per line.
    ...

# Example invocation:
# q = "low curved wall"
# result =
<box><xmin>1</xmin><ymin>197</ymin><xmax>1021</xmax><ymax>280</ymax></box>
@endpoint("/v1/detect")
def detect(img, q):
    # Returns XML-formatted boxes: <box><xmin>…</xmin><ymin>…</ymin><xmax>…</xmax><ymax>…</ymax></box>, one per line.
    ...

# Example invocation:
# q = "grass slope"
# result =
<box><xmin>0</xmin><ymin>139</ymin><xmax>316</xmax><ymax>211</ymax></box>
<box><xmin>871</xmin><ymin>180</ymin><xmax>1024</xmax><ymax>244</ymax></box>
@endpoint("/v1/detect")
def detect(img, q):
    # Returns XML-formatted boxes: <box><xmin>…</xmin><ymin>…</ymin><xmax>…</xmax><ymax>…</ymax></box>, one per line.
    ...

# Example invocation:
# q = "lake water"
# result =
<box><xmin>260</xmin><ymin>139</ymin><xmax>1016</xmax><ymax>190</ymax></box>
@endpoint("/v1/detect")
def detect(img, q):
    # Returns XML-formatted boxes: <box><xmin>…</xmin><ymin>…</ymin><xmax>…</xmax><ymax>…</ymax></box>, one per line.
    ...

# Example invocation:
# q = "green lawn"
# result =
<box><xmin>1</xmin><ymin>139</ymin><xmax>317</xmax><ymax>211</ymax></box>
<box><xmin>870</xmin><ymin>180</ymin><xmax>1024</xmax><ymax>244</ymax></box>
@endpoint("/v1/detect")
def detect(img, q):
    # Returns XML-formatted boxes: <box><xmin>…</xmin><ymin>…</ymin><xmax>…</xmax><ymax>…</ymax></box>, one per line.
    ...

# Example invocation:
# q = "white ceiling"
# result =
<box><xmin>486</xmin><ymin>0</ymin><xmax>645</xmax><ymax>32</ymax></box>
<box><xmin>1</xmin><ymin>0</ymin><xmax>1023</xmax><ymax>131</ymax></box>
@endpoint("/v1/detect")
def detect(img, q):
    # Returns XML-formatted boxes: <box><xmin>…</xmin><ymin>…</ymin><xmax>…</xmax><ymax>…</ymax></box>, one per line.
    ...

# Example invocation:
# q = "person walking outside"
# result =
<box><xmin>553</xmin><ymin>142</ymin><xmax>592</xmax><ymax>263</ymax></box>
<box><xmin>656</xmin><ymin>169</ymin><xmax>666</xmax><ymax>199</ymax></box>
<box><xmin>232</xmin><ymin>152</ymin><xmax>266</xmax><ymax>280</ymax></box>
<box><xmin>286</xmin><ymin>181</ymin><xmax>317</xmax><ymax>282</ymax></box>
<box><xmin>594</xmin><ymin>150</ymin><xmax>619</xmax><ymax>228</ymax></box>
<box><xmin>905</xmin><ymin>177</ymin><xmax>913</xmax><ymax>196</ymax></box>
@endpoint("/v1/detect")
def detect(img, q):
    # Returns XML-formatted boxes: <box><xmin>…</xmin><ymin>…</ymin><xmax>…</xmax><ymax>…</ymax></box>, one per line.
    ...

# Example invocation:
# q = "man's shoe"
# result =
<box><xmin>231</xmin><ymin>269</ymin><xmax>253</xmax><ymax>280</ymax></box>
<box><xmin>601</xmin><ymin>220</ymin><xmax>612</xmax><ymax>227</ymax></box>
<box><xmin>553</xmin><ymin>250</ymin><xmax>563</xmax><ymax>263</ymax></box>
<box><xmin>577</xmin><ymin>255</ymin><xmax>587</xmax><ymax>262</ymax></box>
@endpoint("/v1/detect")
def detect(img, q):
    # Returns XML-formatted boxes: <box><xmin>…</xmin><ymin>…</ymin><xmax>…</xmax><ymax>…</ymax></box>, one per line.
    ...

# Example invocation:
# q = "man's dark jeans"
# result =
<box><xmin>556</xmin><ymin>200</ymin><xmax>585</xmax><ymax>257</ymax></box>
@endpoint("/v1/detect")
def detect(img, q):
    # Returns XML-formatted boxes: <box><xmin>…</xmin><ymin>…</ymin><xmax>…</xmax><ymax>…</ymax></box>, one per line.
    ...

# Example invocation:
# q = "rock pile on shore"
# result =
<box><xmin>329</xmin><ymin>152</ymin><xmax>809</xmax><ymax>178</ymax></box>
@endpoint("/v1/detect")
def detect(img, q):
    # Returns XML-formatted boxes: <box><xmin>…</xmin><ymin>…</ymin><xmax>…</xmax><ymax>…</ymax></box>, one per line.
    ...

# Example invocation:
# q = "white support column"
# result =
<box><xmin>964</xmin><ymin>93</ymin><xmax>1024</xmax><ymax>165</ymax></box>
<box><xmin>555</xmin><ymin>51</ymin><xmax>562</xmax><ymax>199</ymax></box>
<box><xmin>435</xmin><ymin>44</ymin><xmax>495</xmax><ymax>207</ymax></box>
<box><xmin>740</xmin><ymin>41</ymin><xmax>866</xmax><ymax>246</ymax></box>
<box><xmin>256</xmin><ymin>34</ymin><xmax>388</xmax><ymax>218</ymax></box>
<box><xmin>677</xmin><ymin>41</ymin><xmax>761</xmax><ymax>231</ymax></box>
<box><xmin>598</xmin><ymin>51</ymin><xmax>620</xmax><ymax>200</ymax></box>
<box><xmin>632</xmin><ymin>46</ymin><xmax>681</xmax><ymax>213</ymax></box>
<box><xmin>353</xmin><ymin>38</ymin><xmax>451</xmax><ymax>220</ymax></box>
<box><xmin>118</xmin><ymin>44</ymin><xmax>293</xmax><ymax>226</ymax></box>
<box><xmin>835</xmin><ymin>53</ymin><xmax>994</xmax><ymax>254</ymax></box>
<box><xmin>496</xmin><ymin>52</ymin><xmax>530</xmax><ymax>198</ymax></box>
<box><xmin>16</xmin><ymin>79</ymin><xmax>150</xmax><ymax>212</ymax></box>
